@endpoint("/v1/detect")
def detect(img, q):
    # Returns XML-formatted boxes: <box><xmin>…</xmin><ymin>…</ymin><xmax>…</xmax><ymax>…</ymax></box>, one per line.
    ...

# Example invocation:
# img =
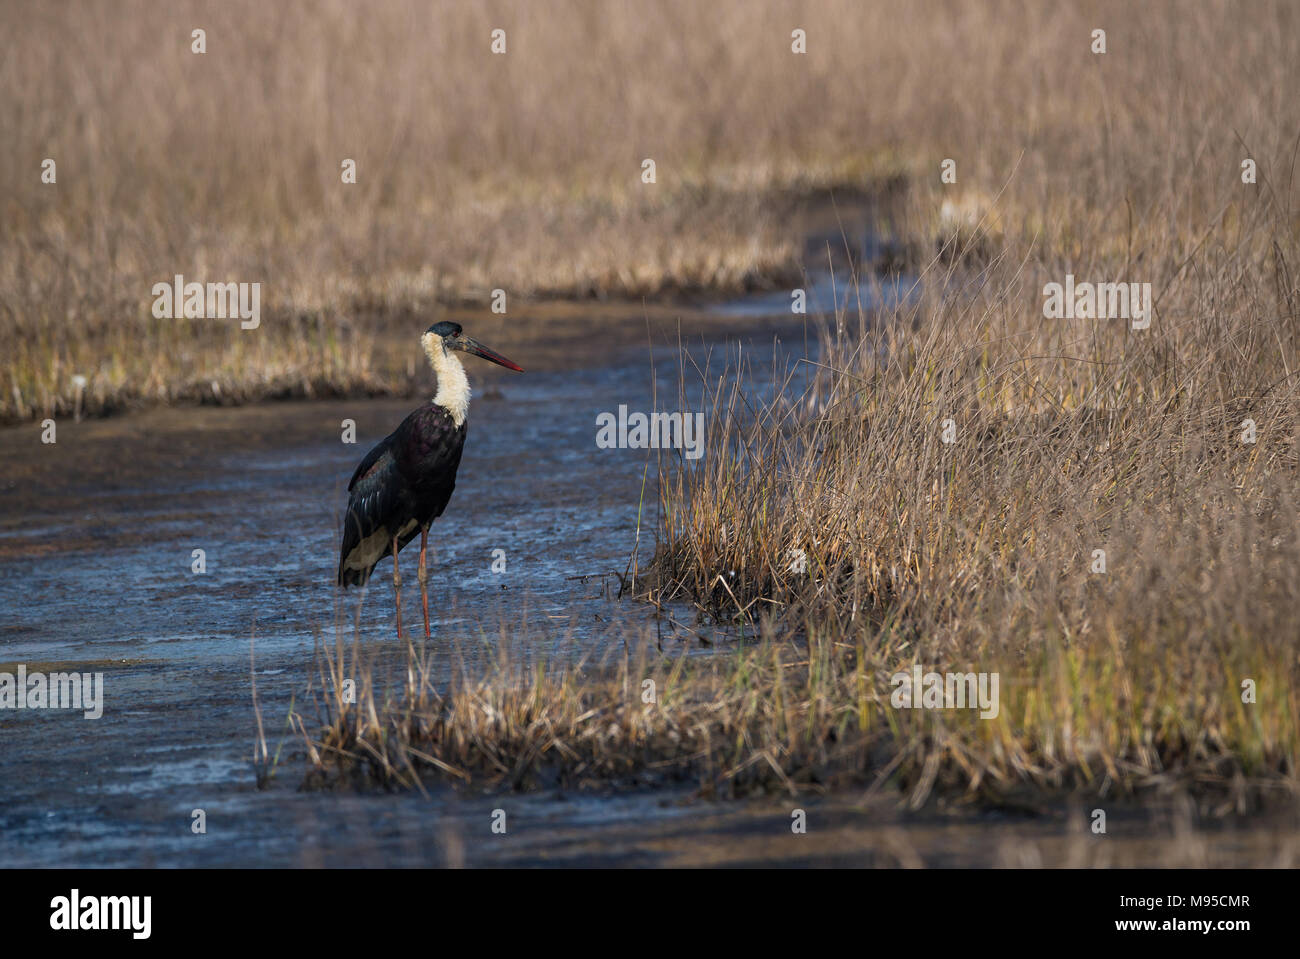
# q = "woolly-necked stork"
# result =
<box><xmin>337</xmin><ymin>321</ymin><xmax>523</xmax><ymax>638</ymax></box>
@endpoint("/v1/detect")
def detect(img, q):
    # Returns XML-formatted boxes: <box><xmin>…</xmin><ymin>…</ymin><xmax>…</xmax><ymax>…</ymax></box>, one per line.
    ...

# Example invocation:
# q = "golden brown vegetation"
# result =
<box><xmin>3</xmin><ymin>0</ymin><xmax>880</xmax><ymax>422</ymax></box>
<box><xmin>14</xmin><ymin>1</ymin><xmax>1295</xmax><ymax>423</ymax></box>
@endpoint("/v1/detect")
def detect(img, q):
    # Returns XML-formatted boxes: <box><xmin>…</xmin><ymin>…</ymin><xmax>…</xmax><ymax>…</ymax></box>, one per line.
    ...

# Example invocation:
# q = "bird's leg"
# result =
<box><xmin>418</xmin><ymin>527</ymin><xmax>431</xmax><ymax>639</ymax></box>
<box><xmin>391</xmin><ymin>535</ymin><xmax>403</xmax><ymax>640</ymax></box>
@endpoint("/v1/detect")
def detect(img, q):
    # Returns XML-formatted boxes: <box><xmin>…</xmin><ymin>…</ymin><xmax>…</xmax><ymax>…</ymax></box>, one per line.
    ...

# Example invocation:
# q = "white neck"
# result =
<box><xmin>422</xmin><ymin>333</ymin><xmax>470</xmax><ymax>426</ymax></box>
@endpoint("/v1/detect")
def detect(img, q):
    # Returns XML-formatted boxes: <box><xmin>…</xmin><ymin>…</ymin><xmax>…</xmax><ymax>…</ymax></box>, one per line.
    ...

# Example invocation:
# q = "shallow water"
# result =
<box><xmin>0</xmin><ymin>313</ymin><xmax>790</xmax><ymax>866</ymax></box>
<box><xmin>1</xmin><ymin>300</ymin><xmax>1295</xmax><ymax>867</ymax></box>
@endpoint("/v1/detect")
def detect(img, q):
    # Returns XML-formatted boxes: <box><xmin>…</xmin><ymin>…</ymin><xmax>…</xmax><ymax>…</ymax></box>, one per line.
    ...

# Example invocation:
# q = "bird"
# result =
<box><xmin>337</xmin><ymin>320</ymin><xmax>523</xmax><ymax>638</ymax></box>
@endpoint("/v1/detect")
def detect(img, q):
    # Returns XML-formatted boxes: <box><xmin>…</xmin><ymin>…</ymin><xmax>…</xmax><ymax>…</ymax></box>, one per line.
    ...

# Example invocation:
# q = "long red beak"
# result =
<box><xmin>459</xmin><ymin>337</ymin><xmax>524</xmax><ymax>372</ymax></box>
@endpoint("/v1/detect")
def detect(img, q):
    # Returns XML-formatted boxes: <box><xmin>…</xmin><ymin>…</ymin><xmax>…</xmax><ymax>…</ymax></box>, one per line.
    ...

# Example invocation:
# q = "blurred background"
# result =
<box><xmin>3</xmin><ymin>0</ymin><xmax>1296</xmax><ymax>423</ymax></box>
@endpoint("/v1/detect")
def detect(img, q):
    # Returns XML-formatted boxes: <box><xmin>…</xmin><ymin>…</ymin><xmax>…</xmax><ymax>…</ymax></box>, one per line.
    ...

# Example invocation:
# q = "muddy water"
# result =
<box><xmin>0</xmin><ymin>304</ymin><xmax>1294</xmax><ymax>867</ymax></box>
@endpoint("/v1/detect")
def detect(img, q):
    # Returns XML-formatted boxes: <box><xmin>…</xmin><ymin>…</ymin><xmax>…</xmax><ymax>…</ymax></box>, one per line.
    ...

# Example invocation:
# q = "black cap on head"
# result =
<box><xmin>426</xmin><ymin>321</ymin><xmax>462</xmax><ymax>338</ymax></box>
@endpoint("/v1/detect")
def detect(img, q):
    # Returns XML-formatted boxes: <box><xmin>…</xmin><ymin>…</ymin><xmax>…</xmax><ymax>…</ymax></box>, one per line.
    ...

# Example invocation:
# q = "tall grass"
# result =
<box><xmin>637</xmin><ymin>211</ymin><xmax>1298</xmax><ymax>797</ymax></box>
<box><xmin>636</xmin><ymin>0</ymin><xmax>1300</xmax><ymax>801</ymax></box>
<box><xmin>8</xmin><ymin>1</ymin><xmax>1297</xmax><ymax>422</ymax></box>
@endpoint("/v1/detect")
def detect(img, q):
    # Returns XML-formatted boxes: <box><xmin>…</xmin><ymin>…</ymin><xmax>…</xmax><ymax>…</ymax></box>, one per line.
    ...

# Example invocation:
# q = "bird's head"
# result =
<box><xmin>422</xmin><ymin>321</ymin><xmax>524</xmax><ymax>372</ymax></box>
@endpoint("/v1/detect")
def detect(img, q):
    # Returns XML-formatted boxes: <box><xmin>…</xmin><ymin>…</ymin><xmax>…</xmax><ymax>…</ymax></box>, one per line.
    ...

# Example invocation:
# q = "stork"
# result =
<box><xmin>337</xmin><ymin>321</ymin><xmax>523</xmax><ymax>638</ymax></box>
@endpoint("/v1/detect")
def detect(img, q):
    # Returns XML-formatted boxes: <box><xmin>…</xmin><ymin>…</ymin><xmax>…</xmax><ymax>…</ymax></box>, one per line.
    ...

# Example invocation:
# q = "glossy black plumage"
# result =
<box><xmin>337</xmin><ymin>402</ymin><xmax>466</xmax><ymax>587</ymax></box>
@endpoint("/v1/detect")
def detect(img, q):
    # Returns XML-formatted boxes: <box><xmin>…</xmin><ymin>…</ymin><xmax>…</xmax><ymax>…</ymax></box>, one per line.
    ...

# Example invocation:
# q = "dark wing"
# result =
<box><xmin>347</xmin><ymin>433</ymin><xmax>393</xmax><ymax>492</ymax></box>
<box><xmin>337</xmin><ymin>432</ymin><xmax>403</xmax><ymax>587</ymax></box>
